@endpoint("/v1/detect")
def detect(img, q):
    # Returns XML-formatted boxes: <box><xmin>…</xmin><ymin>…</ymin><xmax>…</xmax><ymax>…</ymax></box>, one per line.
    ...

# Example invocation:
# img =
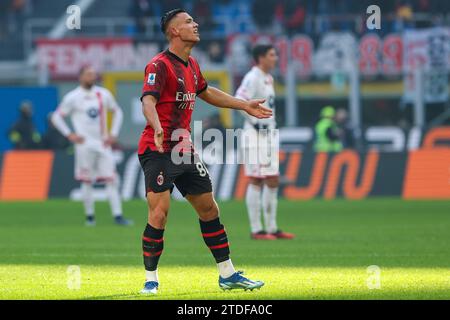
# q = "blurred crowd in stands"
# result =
<box><xmin>128</xmin><ymin>0</ymin><xmax>450</xmax><ymax>37</ymax></box>
<box><xmin>0</xmin><ymin>0</ymin><xmax>30</xmax><ymax>40</ymax></box>
<box><xmin>1</xmin><ymin>0</ymin><xmax>448</xmax><ymax>41</ymax></box>
<box><xmin>126</xmin><ymin>0</ymin><xmax>450</xmax><ymax>65</ymax></box>
<box><xmin>1</xmin><ymin>0</ymin><xmax>448</xmax><ymax>62</ymax></box>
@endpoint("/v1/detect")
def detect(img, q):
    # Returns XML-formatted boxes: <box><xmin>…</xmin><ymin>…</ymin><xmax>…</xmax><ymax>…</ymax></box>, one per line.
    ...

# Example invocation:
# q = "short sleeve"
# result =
<box><xmin>141</xmin><ymin>61</ymin><xmax>167</xmax><ymax>102</ymax></box>
<box><xmin>235</xmin><ymin>73</ymin><xmax>256</xmax><ymax>101</ymax></box>
<box><xmin>56</xmin><ymin>94</ymin><xmax>75</xmax><ymax>116</ymax></box>
<box><xmin>196</xmin><ymin>69</ymin><xmax>208</xmax><ymax>95</ymax></box>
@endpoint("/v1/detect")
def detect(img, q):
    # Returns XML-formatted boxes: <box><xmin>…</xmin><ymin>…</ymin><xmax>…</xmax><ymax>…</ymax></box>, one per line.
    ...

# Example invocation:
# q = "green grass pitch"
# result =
<box><xmin>0</xmin><ymin>198</ymin><xmax>449</xmax><ymax>300</ymax></box>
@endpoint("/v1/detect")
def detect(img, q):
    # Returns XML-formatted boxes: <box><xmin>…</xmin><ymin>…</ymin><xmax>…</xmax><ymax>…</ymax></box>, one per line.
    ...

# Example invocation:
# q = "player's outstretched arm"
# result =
<box><xmin>198</xmin><ymin>86</ymin><xmax>272</xmax><ymax>119</ymax></box>
<box><xmin>141</xmin><ymin>95</ymin><xmax>164</xmax><ymax>153</ymax></box>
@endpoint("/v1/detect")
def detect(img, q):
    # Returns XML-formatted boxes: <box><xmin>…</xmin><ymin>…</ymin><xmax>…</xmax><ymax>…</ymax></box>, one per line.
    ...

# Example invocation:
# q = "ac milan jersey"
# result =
<box><xmin>138</xmin><ymin>49</ymin><xmax>208</xmax><ymax>154</ymax></box>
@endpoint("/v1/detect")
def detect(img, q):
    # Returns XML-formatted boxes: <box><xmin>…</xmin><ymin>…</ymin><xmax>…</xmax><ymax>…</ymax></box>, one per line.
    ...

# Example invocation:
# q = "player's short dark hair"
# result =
<box><xmin>252</xmin><ymin>44</ymin><xmax>275</xmax><ymax>64</ymax></box>
<box><xmin>160</xmin><ymin>8</ymin><xmax>186</xmax><ymax>35</ymax></box>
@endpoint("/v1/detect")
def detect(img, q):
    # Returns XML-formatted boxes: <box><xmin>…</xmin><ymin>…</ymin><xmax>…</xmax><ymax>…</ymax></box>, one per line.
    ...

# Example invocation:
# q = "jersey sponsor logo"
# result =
<box><xmin>147</xmin><ymin>73</ymin><xmax>156</xmax><ymax>85</ymax></box>
<box><xmin>175</xmin><ymin>91</ymin><xmax>196</xmax><ymax>110</ymax></box>
<box><xmin>87</xmin><ymin>107</ymin><xmax>99</xmax><ymax>119</ymax></box>
<box><xmin>175</xmin><ymin>91</ymin><xmax>196</xmax><ymax>102</ymax></box>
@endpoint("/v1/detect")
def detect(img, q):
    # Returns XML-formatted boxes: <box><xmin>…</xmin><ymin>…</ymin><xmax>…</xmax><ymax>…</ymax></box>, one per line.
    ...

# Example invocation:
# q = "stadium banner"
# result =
<box><xmin>36</xmin><ymin>38</ymin><xmax>160</xmax><ymax>78</ymax></box>
<box><xmin>0</xmin><ymin>149</ymin><xmax>449</xmax><ymax>201</ymax></box>
<box><xmin>227</xmin><ymin>28</ymin><xmax>450</xmax><ymax>80</ymax></box>
<box><xmin>403</xmin><ymin>27</ymin><xmax>450</xmax><ymax>103</ymax></box>
<box><xmin>0</xmin><ymin>150</ymin><xmax>54</xmax><ymax>200</ymax></box>
<box><xmin>35</xmin><ymin>37</ymin><xmax>220</xmax><ymax>79</ymax></box>
<box><xmin>227</xmin><ymin>32</ymin><xmax>404</xmax><ymax>78</ymax></box>
<box><xmin>36</xmin><ymin>29</ymin><xmax>448</xmax><ymax>80</ymax></box>
<box><xmin>12</xmin><ymin>149</ymin><xmax>408</xmax><ymax>200</ymax></box>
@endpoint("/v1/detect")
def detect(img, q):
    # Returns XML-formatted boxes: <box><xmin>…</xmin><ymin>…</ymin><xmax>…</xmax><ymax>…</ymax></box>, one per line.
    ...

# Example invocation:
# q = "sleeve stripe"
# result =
<box><xmin>196</xmin><ymin>84</ymin><xmax>208</xmax><ymax>95</ymax></box>
<box><xmin>140</xmin><ymin>91</ymin><xmax>160</xmax><ymax>102</ymax></box>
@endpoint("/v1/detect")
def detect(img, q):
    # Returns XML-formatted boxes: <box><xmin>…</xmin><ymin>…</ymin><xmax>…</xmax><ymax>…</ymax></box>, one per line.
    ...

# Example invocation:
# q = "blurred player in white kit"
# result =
<box><xmin>235</xmin><ymin>44</ymin><xmax>294</xmax><ymax>240</ymax></box>
<box><xmin>51</xmin><ymin>66</ymin><xmax>133</xmax><ymax>226</ymax></box>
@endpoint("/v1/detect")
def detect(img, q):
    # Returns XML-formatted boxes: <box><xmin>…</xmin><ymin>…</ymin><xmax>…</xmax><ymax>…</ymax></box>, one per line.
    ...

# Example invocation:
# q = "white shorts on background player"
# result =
<box><xmin>52</xmin><ymin>85</ymin><xmax>123</xmax><ymax>182</ymax></box>
<box><xmin>75</xmin><ymin>142</ymin><xmax>116</xmax><ymax>183</ymax></box>
<box><xmin>241</xmin><ymin>121</ymin><xmax>279</xmax><ymax>178</ymax></box>
<box><xmin>235</xmin><ymin>66</ymin><xmax>279</xmax><ymax>178</ymax></box>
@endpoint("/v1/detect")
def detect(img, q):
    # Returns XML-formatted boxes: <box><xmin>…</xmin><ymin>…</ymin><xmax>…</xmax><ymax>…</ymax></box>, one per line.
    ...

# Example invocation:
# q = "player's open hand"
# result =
<box><xmin>154</xmin><ymin>128</ymin><xmax>164</xmax><ymax>153</ymax></box>
<box><xmin>244</xmin><ymin>99</ymin><xmax>272</xmax><ymax>119</ymax></box>
<box><xmin>68</xmin><ymin>133</ymin><xmax>84</xmax><ymax>144</ymax></box>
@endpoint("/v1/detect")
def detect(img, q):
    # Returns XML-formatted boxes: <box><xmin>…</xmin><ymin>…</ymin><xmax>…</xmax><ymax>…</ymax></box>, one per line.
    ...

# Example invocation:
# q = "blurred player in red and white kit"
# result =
<box><xmin>138</xmin><ymin>9</ymin><xmax>273</xmax><ymax>294</ymax></box>
<box><xmin>235</xmin><ymin>45</ymin><xmax>294</xmax><ymax>240</ymax></box>
<box><xmin>51</xmin><ymin>66</ymin><xmax>133</xmax><ymax>226</ymax></box>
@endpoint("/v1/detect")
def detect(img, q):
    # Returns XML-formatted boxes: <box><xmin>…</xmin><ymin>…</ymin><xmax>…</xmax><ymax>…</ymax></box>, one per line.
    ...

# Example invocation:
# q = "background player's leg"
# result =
<box><xmin>263</xmin><ymin>176</ymin><xmax>295</xmax><ymax>239</ymax></box>
<box><xmin>186</xmin><ymin>192</ymin><xmax>236</xmax><ymax>278</ymax></box>
<box><xmin>246</xmin><ymin>178</ymin><xmax>264</xmax><ymax>234</ymax></box>
<box><xmin>81</xmin><ymin>182</ymin><xmax>95</xmax><ymax>225</ymax></box>
<box><xmin>106</xmin><ymin>179</ymin><xmax>133</xmax><ymax>225</ymax></box>
<box><xmin>105</xmin><ymin>176</ymin><xmax>134</xmax><ymax>226</ymax></box>
<box><xmin>98</xmin><ymin>149</ymin><xmax>131</xmax><ymax>224</ymax></box>
<box><xmin>262</xmin><ymin>176</ymin><xmax>279</xmax><ymax>233</ymax></box>
<box><xmin>143</xmin><ymin>190</ymin><xmax>170</xmax><ymax>283</ymax></box>
<box><xmin>75</xmin><ymin>145</ymin><xmax>96</xmax><ymax>225</ymax></box>
<box><xmin>106</xmin><ymin>178</ymin><xmax>122</xmax><ymax>218</ymax></box>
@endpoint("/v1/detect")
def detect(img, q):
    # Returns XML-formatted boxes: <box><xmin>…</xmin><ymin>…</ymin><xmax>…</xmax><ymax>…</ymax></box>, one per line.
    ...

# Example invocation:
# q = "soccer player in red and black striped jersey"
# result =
<box><xmin>138</xmin><ymin>9</ymin><xmax>273</xmax><ymax>294</ymax></box>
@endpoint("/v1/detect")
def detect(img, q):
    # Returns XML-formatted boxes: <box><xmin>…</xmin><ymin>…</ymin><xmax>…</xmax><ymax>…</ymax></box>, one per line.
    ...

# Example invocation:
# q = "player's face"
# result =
<box><xmin>80</xmin><ymin>68</ymin><xmax>97</xmax><ymax>88</ymax></box>
<box><xmin>261</xmin><ymin>48</ymin><xmax>278</xmax><ymax>71</ymax></box>
<box><xmin>175</xmin><ymin>13</ymin><xmax>200</xmax><ymax>43</ymax></box>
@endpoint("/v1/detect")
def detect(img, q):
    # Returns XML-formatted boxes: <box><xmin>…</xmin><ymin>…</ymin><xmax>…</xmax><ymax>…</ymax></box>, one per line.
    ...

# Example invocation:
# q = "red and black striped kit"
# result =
<box><xmin>142</xmin><ymin>224</ymin><xmax>164</xmax><ymax>271</ymax></box>
<box><xmin>200</xmin><ymin>218</ymin><xmax>230</xmax><ymax>263</ymax></box>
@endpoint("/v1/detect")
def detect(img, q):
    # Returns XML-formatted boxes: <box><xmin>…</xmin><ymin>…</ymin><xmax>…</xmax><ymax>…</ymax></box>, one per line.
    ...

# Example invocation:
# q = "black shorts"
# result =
<box><xmin>138</xmin><ymin>149</ymin><xmax>213</xmax><ymax>197</ymax></box>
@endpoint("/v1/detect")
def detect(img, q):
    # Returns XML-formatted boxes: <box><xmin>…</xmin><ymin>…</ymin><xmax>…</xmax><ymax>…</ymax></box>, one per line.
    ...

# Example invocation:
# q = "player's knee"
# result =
<box><xmin>201</xmin><ymin>201</ymin><xmax>219</xmax><ymax>221</ymax></box>
<box><xmin>149</xmin><ymin>207</ymin><xmax>168</xmax><ymax>227</ymax></box>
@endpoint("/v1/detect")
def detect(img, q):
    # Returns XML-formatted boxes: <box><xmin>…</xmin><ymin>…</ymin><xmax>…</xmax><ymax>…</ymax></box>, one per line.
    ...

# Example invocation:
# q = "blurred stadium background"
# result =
<box><xmin>0</xmin><ymin>0</ymin><xmax>449</xmax><ymax>299</ymax></box>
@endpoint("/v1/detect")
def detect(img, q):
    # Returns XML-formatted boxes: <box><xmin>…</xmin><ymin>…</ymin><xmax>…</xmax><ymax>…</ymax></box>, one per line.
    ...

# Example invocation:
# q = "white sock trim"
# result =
<box><xmin>262</xmin><ymin>185</ymin><xmax>278</xmax><ymax>233</ymax></box>
<box><xmin>106</xmin><ymin>182</ymin><xmax>122</xmax><ymax>217</ymax></box>
<box><xmin>145</xmin><ymin>270</ymin><xmax>158</xmax><ymax>282</ymax></box>
<box><xmin>217</xmin><ymin>259</ymin><xmax>236</xmax><ymax>279</ymax></box>
<box><xmin>81</xmin><ymin>183</ymin><xmax>95</xmax><ymax>216</ymax></box>
<box><xmin>245</xmin><ymin>184</ymin><xmax>263</xmax><ymax>233</ymax></box>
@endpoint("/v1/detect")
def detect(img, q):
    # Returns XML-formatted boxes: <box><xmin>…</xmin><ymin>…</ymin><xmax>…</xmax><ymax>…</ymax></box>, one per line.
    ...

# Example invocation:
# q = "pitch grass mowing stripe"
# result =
<box><xmin>0</xmin><ymin>199</ymin><xmax>449</xmax><ymax>299</ymax></box>
<box><xmin>0</xmin><ymin>265</ymin><xmax>449</xmax><ymax>300</ymax></box>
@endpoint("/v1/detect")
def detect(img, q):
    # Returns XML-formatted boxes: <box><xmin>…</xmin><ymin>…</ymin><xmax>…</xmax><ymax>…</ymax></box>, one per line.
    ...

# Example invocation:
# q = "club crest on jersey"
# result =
<box><xmin>157</xmin><ymin>173</ymin><xmax>164</xmax><ymax>186</ymax></box>
<box><xmin>147</xmin><ymin>73</ymin><xmax>156</xmax><ymax>85</ymax></box>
